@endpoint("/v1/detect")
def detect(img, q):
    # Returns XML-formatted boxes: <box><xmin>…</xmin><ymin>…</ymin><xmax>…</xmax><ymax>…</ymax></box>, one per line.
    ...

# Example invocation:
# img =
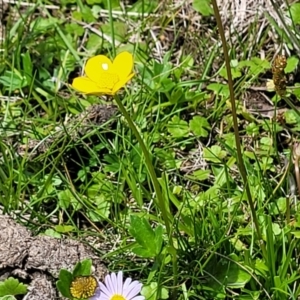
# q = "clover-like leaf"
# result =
<box><xmin>189</xmin><ymin>116</ymin><xmax>211</xmax><ymax>137</ymax></box>
<box><xmin>0</xmin><ymin>278</ymin><xmax>27</xmax><ymax>297</ymax></box>
<box><xmin>167</xmin><ymin>116</ymin><xmax>189</xmax><ymax>138</ymax></box>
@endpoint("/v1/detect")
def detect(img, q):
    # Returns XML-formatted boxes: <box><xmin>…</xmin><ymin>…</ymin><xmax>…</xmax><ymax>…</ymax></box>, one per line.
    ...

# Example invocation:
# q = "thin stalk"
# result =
<box><xmin>107</xmin><ymin>0</ymin><xmax>116</xmax><ymax>56</ymax></box>
<box><xmin>114</xmin><ymin>95</ymin><xmax>172</xmax><ymax>234</ymax></box>
<box><xmin>114</xmin><ymin>94</ymin><xmax>178</xmax><ymax>297</ymax></box>
<box><xmin>211</xmin><ymin>0</ymin><xmax>267</xmax><ymax>259</ymax></box>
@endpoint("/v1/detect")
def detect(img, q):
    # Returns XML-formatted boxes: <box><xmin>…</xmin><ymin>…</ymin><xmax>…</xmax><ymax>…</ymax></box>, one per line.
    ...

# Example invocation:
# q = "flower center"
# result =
<box><xmin>96</xmin><ymin>72</ymin><xmax>119</xmax><ymax>90</ymax></box>
<box><xmin>110</xmin><ymin>295</ymin><xmax>126</xmax><ymax>300</ymax></box>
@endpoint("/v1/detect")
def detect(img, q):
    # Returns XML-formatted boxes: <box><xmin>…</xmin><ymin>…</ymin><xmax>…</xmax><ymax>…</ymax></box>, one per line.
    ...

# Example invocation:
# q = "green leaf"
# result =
<box><xmin>189</xmin><ymin>116</ymin><xmax>211</xmax><ymax>137</ymax></box>
<box><xmin>291</xmin><ymin>231</ymin><xmax>300</xmax><ymax>238</ymax></box>
<box><xmin>203</xmin><ymin>145</ymin><xmax>227</xmax><ymax>162</ymax></box>
<box><xmin>65</xmin><ymin>23</ymin><xmax>85</xmax><ymax>36</ymax></box>
<box><xmin>54</xmin><ymin>225</ymin><xmax>75</xmax><ymax>233</ymax></box>
<box><xmin>268</xmin><ymin>197</ymin><xmax>287</xmax><ymax>215</ymax></box>
<box><xmin>130</xmin><ymin>0</ymin><xmax>158</xmax><ymax>13</ymax></box>
<box><xmin>101</xmin><ymin>22</ymin><xmax>128</xmax><ymax>42</ymax></box>
<box><xmin>57</xmin><ymin>189</ymin><xmax>72</xmax><ymax>210</ymax></box>
<box><xmin>43</xmin><ymin>228</ymin><xmax>62</xmax><ymax>238</ymax></box>
<box><xmin>0</xmin><ymin>296</ymin><xmax>17</xmax><ymax>300</ymax></box>
<box><xmin>73</xmin><ymin>259</ymin><xmax>93</xmax><ymax>277</ymax></box>
<box><xmin>285</xmin><ymin>56</ymin><xmax>299</xmax><ymax>73</ymax></box>
<box><xmin>188</xmin><ymin>169</ymin><xmax>211</xmax><ymax>181</ymax></box>
<box><xmin>81</xmin><ymin>6</ymin><xmax>96</xmax><ymax>23</ymax></box>
<box><xmin>153</xmin><ymin>225</ymin><xmax>163</xmax><ymax>256</ymax></box>
<box><xmin>21</xmin><ymin>51</ymin><xmax>33</xmax><ymax>84</ymax></box>
<box><xmin>219</xmin><ymin>63</ymin><xmax>242</xmax><ymax>80</ymax></box>
<box><xmin>209</xmin><ymin>262</ymin><xmax>251</xmax><ymax>289</ymax></box>
<box><xmin>141</xmin><ymin>282</ymin><xmax>169</xmax><ymax>300</ymax></box>
<box><xmin>207</xmin><ymin>83</ymin><xmax>230</xmax><ymax>97</ymax></box>
<box><xmin>86</xmin><ymin>0</ymin><xmax>103</xmax><ymax>4</ymax></box>
<box><xmin>0</xmin><ymin>71</ymin><xmax>28</xmax><ymax>91</ymax></box>
<box><xmin>86</xmin><ymin>195</ymin><xmax>110</xmax><ymax>220</ymax></box>
<box><xmin>167</xmin><ymin>116</ymin><xmax>189</xmax><ymax>138</ymax></box>
<box><xmin>86</xmin><ymin>33</ymin><xmax>103</xmax><ymax>52</ymax></box>
<box><xmin>56</xmin><ymin>269</ymin><xmax>73</xmax><ymax>298</ymax></box>
<box><xmin>290</xmin><ymin>3</ymin><xmax>300</xmax><ymax>24</ymax></box>
<box><xmin>192</xmin><ymin>0</ymin><xmax>213</xmax><ymax>16</ymax></box>
<box><xmin>57</xmin><ymin>260</ymin><xmax>93</xmax><ymax>299</ymax></box>
<box><xmin>239</xmin><ymin>57</ymin><xmax>270</xmax><ymax>76</ymax></box>
<box><xmin>0</xmin><ymin>278</ymin><xmax>27</xmax><ymax>296</ymax></box>
<box><xmin>154</xmin><ymin>149</ymin><xmax>176</xmax><ymax>169</ymax></box>
<box><xmin>129</xmin><ymin>215</ymin><xmax>163</xmax><ymax>258</ymax></box>
<box><xmin>30</xmin><ymin>17</ymin><xmax>59</xmax><ymax>32</ymax></box>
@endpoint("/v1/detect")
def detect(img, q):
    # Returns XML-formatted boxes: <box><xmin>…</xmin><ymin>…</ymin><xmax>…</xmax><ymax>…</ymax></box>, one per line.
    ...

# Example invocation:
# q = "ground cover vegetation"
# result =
<box><xmin>1</xmin><ymin>0</ymin><xmax>300</xmax><ymax>299</ymax></box>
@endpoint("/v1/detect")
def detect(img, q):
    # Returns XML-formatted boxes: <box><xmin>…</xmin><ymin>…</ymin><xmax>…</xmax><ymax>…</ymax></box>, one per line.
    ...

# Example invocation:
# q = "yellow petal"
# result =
<box><xmin>112</xmin><ymin>73</ymin><xmax>135</xmax><ymax>94</ymax></box>
<box><xmin>112</xmin><ymin>52</ymin><xmax>134</xmax><ymax>80</ymax></box>
<box><xmin>72</xmin><ymin>77</ymin><xmax>111</xmax><ymax>95</ymax></box>
<box><xmin>85</xmin><ymin>55</ymin><xmax>113</xmax><ymax>83</ymax></box>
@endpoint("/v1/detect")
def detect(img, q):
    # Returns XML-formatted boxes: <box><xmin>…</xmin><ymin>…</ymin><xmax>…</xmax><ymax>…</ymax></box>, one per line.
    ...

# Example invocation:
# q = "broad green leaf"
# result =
<box><xmin>0</xmin><ymin>278</ymin><xmax>27</xmax><ymax>296</ymax></box>
<box><xmin>141</xmin><ymin>282</ymin><xmax>169</xmax><ymax>300</ymax></box>
<box><xmin>189</xmin><ymin>116</ymin><xmax>211</xmax><ymax>137</ymax></box>
<box><xmin>0</xmin><ymin>71</ymin><xmax>28</xmax><ymax>91</ymax></box>
<box><xmin>43</xmin><ymin>228</ymin><xmax>62</xmax><ymax>238</ymax></box>
<box><xmin>65</xmin><ymin>23</ymin><xmax>85</xmax><ymax>36</ymax></box>
<box><xmin>130</xmin><ymin>0</ymin><xmax>158</xmax><ymax>13</ymax></box>
<box><xmin>101</xmin><ymin>22</ymin><xmax>128</xmax><ymax>42</ymax></box>
<box><xmin>167</xmin><ymin>116</ymin><xmax>189</xmax><ymax>138</ymax></box>
<box><xmin>209</xmin><ymin>263</ymin><xmax>251</xmax><ymax>289</ymax></box>
<box><xmin>154</xmin><ymin>149</ymin><xmax>176</xmax><ymax>169</ymax></box>
<box><xmin>192</xmin><ymin>0</ymin><xmax>213</xmax><ymax>16</ymax></box>
<box><xmin>187</xmin><ymin>169</ymin><xmax>210</xmax><ymax>181</ymax></box>
<box><xmin>86</xmin><ymin>33</ymin><xmax>103</xmax><ymax>52</ymax></box>
<box><xmin>0</xmin><ymin>296</ymin><xmax>17</xmax><ymax>300</ymax></box>
<box><xmin>285</xmin><ymin>56</ymin><xmax>299</xmax><ymax>73</ymax></box>
<box><xmin>54</xmin><ymin>225</ymin><xmax>75</xmax><ymax>233</ymax></box>
<box><xmin>56</xmin><ymin>269</ymin><xmax>73</xmax><ymax>298</ymax></box>
<box><xmin>290</xmin><ymin>3</ymin><xmax>300</xmax><ymax>24</ymax></box>
<box><xmin>291</xmin><ymin>231</ymin><xmax>300</xmax><ymax>238</ymax></box>
<box><xmin>73</xmin><ymin>259</ymin><xmax>93</xmax><ymax>277</ymax></box>
<box><xmin>129</xmin><ymin>215</ymin><xmax>163</xmax><ymax>258</ymax></box>
<box><xmin>207</xmin><ymin>83</ymin><xmax>229</xmax><ymax>97</ymax></box>
<box><xmin>102</xmin><ymin>0</ymin><xmax>120</xmax><ymax>9</ymax></box>
<box><xmin>81</xmin><ymin>6</ymin><xmax>96</xmax><ymax>23</ymax></box>
<box><xmin>203</xmin><ymin>145</ymin><xmax>227</xmax><ymax>162</ymax></box>
<box><xmin>57</xmin><ymin>189</ymin><xmax>72</xmax><ymax>210</ymax></box>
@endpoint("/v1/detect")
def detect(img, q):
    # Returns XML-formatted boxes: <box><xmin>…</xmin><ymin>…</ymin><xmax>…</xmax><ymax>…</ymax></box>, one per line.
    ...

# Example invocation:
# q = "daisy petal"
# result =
<box><xmin>123</xmin><ymin>277</ymin><xmax>132</xmax><ymax>291</ymax></box>
<box><xmin>116</xmin><ymin>271</ymin><xmax>123</xmax><ymax>294</ymax></box>
<box><xmin>130</xmin><ymin>296</ymin><xmax>145</xmax><ymax>300</ymax></box>
<box><xmin>98</xmin><ymin>272</ymin><xmax>143</xmax><ymax>300</ymax></box>
<box><xmin>99</xmin><ymin>282</ymin><xmax>111</xmax><ymax>297</ymax></box>
<box><xmin>111</xmin><ymin>272</ymin><xmax>117</xmax><ymax>291</ymax></box>
<box><xmin>85</xmin><ymin>55</ymin><xmax>113</xmax><ymax>83</ymax></box>
<box><xmin>112</xmin><ymin>52</ymin><xmax>134</xmax><ymax>80</ymax></box>
<box><xmin>105</xmin><ymin>274</ymin><xmax>114</xmax><ymax>294</ymax></box>
<box><xmin>124</xmin><ymin>282</ymin><xmax>142</xmax><ymax>299</ymax></box>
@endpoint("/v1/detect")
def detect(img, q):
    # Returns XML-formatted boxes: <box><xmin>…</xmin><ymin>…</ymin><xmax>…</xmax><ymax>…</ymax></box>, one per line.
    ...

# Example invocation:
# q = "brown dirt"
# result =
<box><xmin>0</xmin><ymin>215</ymin><xmax>107</xmax><ymax>300</ymax></box>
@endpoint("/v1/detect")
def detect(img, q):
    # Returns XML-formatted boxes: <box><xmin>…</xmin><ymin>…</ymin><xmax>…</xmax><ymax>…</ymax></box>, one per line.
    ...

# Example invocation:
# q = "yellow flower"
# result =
<box><xmin>72</xmin><ymin>51</ymin><xmax>134</xmax><ymax>96</ymax></box>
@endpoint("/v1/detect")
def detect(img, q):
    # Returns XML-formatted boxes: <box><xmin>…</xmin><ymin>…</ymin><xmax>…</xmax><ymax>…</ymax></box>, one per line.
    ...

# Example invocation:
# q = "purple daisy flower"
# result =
<box><xmin>97</xmin><ymin>271</ymin><xmax>144</xmax><ymax>300</ymax></box>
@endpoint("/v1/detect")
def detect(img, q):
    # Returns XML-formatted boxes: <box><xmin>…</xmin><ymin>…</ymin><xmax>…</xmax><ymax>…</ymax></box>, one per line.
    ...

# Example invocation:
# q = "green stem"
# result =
<box><xmin>107</xmin><ymin>0</ymin><xmax>116</xmax><ymax>57</ymax></box>
<box><xmin>114</xmin><ymin>94</ymin><xmax>178</xmax><ymax>297</ymax></box>
<box><xmin>114</xmin><ymin>95</ymin><xmax>171</xmax><ymax>235</ymax></box>
<box><xmin>211</xmin><ymin>0</ymin><xmax>267</xmax><ymax>259</ymax></box>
